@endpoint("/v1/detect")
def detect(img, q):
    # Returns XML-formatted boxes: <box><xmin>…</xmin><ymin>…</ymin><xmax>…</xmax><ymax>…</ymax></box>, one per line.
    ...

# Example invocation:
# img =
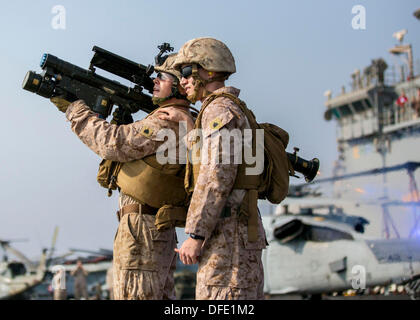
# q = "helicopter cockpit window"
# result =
<box><xmin>274</xmin><ymin>219</ymin><xmax>354</xmax><ymax>243</ymax></box>
<box><xmin>8</xmin><ymin>262</ymin><xmax>27</xmax><ymax>277</ymax></box>
<box><xmin>304</xmin><ymin>226</ymin><xmax>354</xmax><ymax>242</ymax></box>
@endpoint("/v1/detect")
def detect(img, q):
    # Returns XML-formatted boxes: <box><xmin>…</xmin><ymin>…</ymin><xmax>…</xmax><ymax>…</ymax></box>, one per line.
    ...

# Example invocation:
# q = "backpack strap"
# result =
<box><xmin>189</xmin><ymin>92</ymin><xmax>262</xmax><ymax>242</ymax></box>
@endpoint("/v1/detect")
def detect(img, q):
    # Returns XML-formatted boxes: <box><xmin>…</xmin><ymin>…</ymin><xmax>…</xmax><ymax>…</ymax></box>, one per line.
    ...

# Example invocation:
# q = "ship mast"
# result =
<box><xmin>389</xmin><ymin>29</ymin><xmax>414</xmax><ymax>81</ymax></box>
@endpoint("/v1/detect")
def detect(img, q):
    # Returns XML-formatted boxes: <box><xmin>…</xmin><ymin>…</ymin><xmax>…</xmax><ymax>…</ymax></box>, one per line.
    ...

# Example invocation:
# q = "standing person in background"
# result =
<box><xmin>71</xmin><ymin>259</ymin><xmax>89</xmax><ymax>300</ymax></box>
<box><xmin>396</xmin><ymin>89</ymin><xmax>409</xmax><ymax>121</ymax></box>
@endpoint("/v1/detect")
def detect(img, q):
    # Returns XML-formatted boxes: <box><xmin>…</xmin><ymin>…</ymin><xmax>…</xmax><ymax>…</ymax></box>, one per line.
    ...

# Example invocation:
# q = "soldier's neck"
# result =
<box><xmin>200</xmin><ymin>81</ymin><xmax>225</xmax><ymax>102</ymax></box>
<box><xmin>159</xmin><ymin>98</ymin><xmax>190</xmax><ymax>109</ymax></box>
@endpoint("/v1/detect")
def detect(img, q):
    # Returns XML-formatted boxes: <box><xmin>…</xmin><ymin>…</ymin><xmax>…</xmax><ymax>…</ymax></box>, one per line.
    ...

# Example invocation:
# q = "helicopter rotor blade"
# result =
<box><xmin>68</xmin><ymin>248</ymin><xmax>111</xmax><ymax>256</ymax></box>
<box><xmin>0</xmin><ymin>241</ymin><xmax>35</xmax><ymax>269</ymax></box>
<box><xmin>46</xmin><ymin>226</ymin><xmax>59</xmax><ymax>265</ymax></box>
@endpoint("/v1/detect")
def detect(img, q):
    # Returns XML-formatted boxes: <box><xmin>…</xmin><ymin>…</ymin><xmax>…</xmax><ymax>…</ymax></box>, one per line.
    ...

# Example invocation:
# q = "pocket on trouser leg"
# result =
<box><xmin>202</xmin><ymin>227</ymin><xmax>233</xmax><ymax>287</ymax></box>
<box><xmin>144</xmin><ymin>214</ymin><xmax>177</xmax><ymax>292</ymax></box>
<box><xmin>117</xmin><ymin>213</ymin><xmax>175</xmax><ymax>273</ymax></box>
<box><xmin>115</xmin><ymin>213</ymin><xmax>155</xmax><ymax>271</ymax></box>
<box><xmin>144</xmin><ymin>213</ymin><xmax>175</xmax><ymax>258</ymax></box>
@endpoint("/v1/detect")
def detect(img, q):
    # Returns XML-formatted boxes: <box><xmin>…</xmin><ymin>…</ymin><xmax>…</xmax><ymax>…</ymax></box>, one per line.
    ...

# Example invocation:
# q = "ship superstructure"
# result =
<box><xmin>321</xmin><ymin>24</ymin><xmax>420</xmax><ymax>239</ymax></box>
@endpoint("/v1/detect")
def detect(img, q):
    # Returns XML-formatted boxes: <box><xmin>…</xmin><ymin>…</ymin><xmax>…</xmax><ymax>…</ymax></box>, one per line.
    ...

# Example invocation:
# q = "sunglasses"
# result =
<box><xmin>156</xmin><ymin>72</ymin><xmax>174</xmax><ymax>81</ymax></box>
<box><xmin>180</xmin><ymin>65</ymin><xmax>194</xmax><ymax>79</ymax></box>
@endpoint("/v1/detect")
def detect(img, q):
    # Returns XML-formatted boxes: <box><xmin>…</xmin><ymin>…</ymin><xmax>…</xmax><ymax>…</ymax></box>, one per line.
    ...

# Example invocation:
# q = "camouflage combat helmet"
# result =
<box><xmin>174</xmin><ymin>38</ymin><xmax>236</xmax><ymax>104</ymax></box>
<box><xmin>152</xmin><ymin>53</ymin><xmax>188</xmax><ymax>105</ymax></box>
<box><xmin>154</xmin><ymin>53</ymin><xmax>182</xmax><ymax>81</ymax></box>
<box><xmin>174</xmin><ymin>37</ymin><xmax>236</xmax><ymax>74</ymax></box>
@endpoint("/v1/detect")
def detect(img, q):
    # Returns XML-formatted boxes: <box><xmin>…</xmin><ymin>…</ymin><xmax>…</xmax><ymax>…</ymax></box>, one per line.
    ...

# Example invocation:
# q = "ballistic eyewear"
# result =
<box><xmin>180</xmin><ymin>65</ymin><xmax>194</xmax><ymax>79</ymax></box>
<box><xmin>156</xmin><ymin>72</ymin><xmax>174</xmax><ymax>81</ymax></box>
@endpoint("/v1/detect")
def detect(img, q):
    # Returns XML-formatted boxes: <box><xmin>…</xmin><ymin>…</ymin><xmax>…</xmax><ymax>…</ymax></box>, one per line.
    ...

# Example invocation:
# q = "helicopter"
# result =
<box><xmin>262</xmin><ymin>198</ymin><xmax>420</xmax><ymax>300</ymax></box>
<box><xmin>0</xmin><ymin>227</ymin><xmax>58</xmax><ymax>300</ymax></box>
<box><xmin>28</xmin><ymin>247</ymin><xmax>113</xmax><ymax>300</ymax></box>
<box><xmin>31</xmin><ymin>246</ymin><xmax>197</xmax><ymax>300</ymax></box>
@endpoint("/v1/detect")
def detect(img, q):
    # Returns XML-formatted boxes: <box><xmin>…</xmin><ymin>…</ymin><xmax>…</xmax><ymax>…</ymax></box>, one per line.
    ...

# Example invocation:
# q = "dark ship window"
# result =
<box><xmin>332</xmin><ymin>109</ymin><xmax>341</xmax><ymax>119</ymax></box>
<box><xmin>364</xmin><ymin>99</ymin><xmax>373</xmax><ymax>109</ymax></box>
<box><xmin>352</xmin><ymin>101</ymin><xmax>365</xmax><ymax>112</ymax></box>
<box><xmin>339</xmin><ymin>105</ymin><xmax>352</xmax><ymax>117</ymax></box>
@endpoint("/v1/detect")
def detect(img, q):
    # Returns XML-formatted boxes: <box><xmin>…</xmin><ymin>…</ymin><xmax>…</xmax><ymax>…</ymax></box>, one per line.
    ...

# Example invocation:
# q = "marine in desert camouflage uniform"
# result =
<box><xmin>165</xmin><ymin>38</ymin><xmax>267</xmax><ymax>300</ymax></box>
<box><xmin>51</xmin><ymin>53</ymin><xmax>194</xmax><ymax>300</ymax></box>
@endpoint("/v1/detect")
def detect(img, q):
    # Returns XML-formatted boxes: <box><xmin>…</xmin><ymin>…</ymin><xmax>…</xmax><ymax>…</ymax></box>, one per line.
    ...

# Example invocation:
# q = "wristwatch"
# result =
<box><xmin>190</xmin><ymin>233</ymin><xmax>205</xmax><ymax>240</ymax></box>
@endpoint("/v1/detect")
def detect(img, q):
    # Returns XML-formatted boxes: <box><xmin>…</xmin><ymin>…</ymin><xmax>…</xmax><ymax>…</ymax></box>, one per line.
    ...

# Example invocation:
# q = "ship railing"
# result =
<box><xmin>384</xmin><ymin>61</ymin><xmax>420</xmax><ymax>86</ymax></box>
<box><xmin>382</xmin><ymin>100</ymin><xmax>420</xmax><ymax>127</ymax></box>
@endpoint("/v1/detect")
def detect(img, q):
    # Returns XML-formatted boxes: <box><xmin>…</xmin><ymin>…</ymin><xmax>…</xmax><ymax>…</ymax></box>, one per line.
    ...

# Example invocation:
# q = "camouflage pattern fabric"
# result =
<box><xmin>66</xmin><ymin>100</ymin><xmax>188</xmax><ymax>300</ymax></box>
<box><xmin>185</xmin><ymin>87</ymin><xmax>266</xmax><ymax>300</ymax></box>
<box><xmin>65</xmin><ymin>100</ymin><xmax>186</xmax><ymax>163</ymax></box>
<box><xmin>112</xmin><ymin>192</ymin><xmax>177</xmax><ymax>300</ymax></box>
<box><xmin>174</xmin><ymin>37</ymin><xmax>236</xmax><ymax>74</ymax></box>
<box><xmin>106</xmin><ymin>264</ymin><xmax>114</xmax><ymax>300</ymax></box>
<box><xmin>154</xmin><ymin>53</ymin><xmax>183</xmax><ymax>81</ymax></box>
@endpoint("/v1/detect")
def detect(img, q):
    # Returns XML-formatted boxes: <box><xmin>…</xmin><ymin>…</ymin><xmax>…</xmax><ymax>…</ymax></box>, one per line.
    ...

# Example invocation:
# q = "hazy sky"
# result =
<box><xmin>0</xmin><ymin>0</ymin><xmax>419</xmax><ymax>258</ymax></box>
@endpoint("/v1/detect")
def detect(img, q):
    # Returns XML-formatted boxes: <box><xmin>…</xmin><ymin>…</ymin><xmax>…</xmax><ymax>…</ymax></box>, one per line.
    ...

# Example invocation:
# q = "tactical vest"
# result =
<box><xmin>97</xmin><ymin>104</ymin><xmax>193</xmax><ymax>230</ymax></box>
<box><xmin>185</xmin><ymin>92</ymin><xmax>291</xmax><ymax>241</ymax></box>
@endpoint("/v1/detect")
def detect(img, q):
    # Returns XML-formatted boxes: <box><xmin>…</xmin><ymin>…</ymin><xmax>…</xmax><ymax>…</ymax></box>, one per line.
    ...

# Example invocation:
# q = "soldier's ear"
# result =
<box><xmin>198</xmin><ymin>67</ymin><xmax>210</xmax><ymax>80</ymax></box>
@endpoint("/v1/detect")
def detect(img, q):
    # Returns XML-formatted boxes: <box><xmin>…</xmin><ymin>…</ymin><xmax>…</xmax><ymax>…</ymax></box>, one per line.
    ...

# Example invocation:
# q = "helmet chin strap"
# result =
<box><xmin>187</xmin><ymin>78</ymin><xmax>211</xmax><ymax>104</ymax></box>
<box><xmin>187</xmin><ymin>64</ymin><xmax>227</xmax><ymax>104</ymax></box>
<box><xmin>152</xmin><ymin>80</ymin><xmax>189</xmax><ymax>105</ymax></box>
<box><xmin>152</xmin><ymin>96</ymin><xmax>171</xmax><ymax>105</ymax></box>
